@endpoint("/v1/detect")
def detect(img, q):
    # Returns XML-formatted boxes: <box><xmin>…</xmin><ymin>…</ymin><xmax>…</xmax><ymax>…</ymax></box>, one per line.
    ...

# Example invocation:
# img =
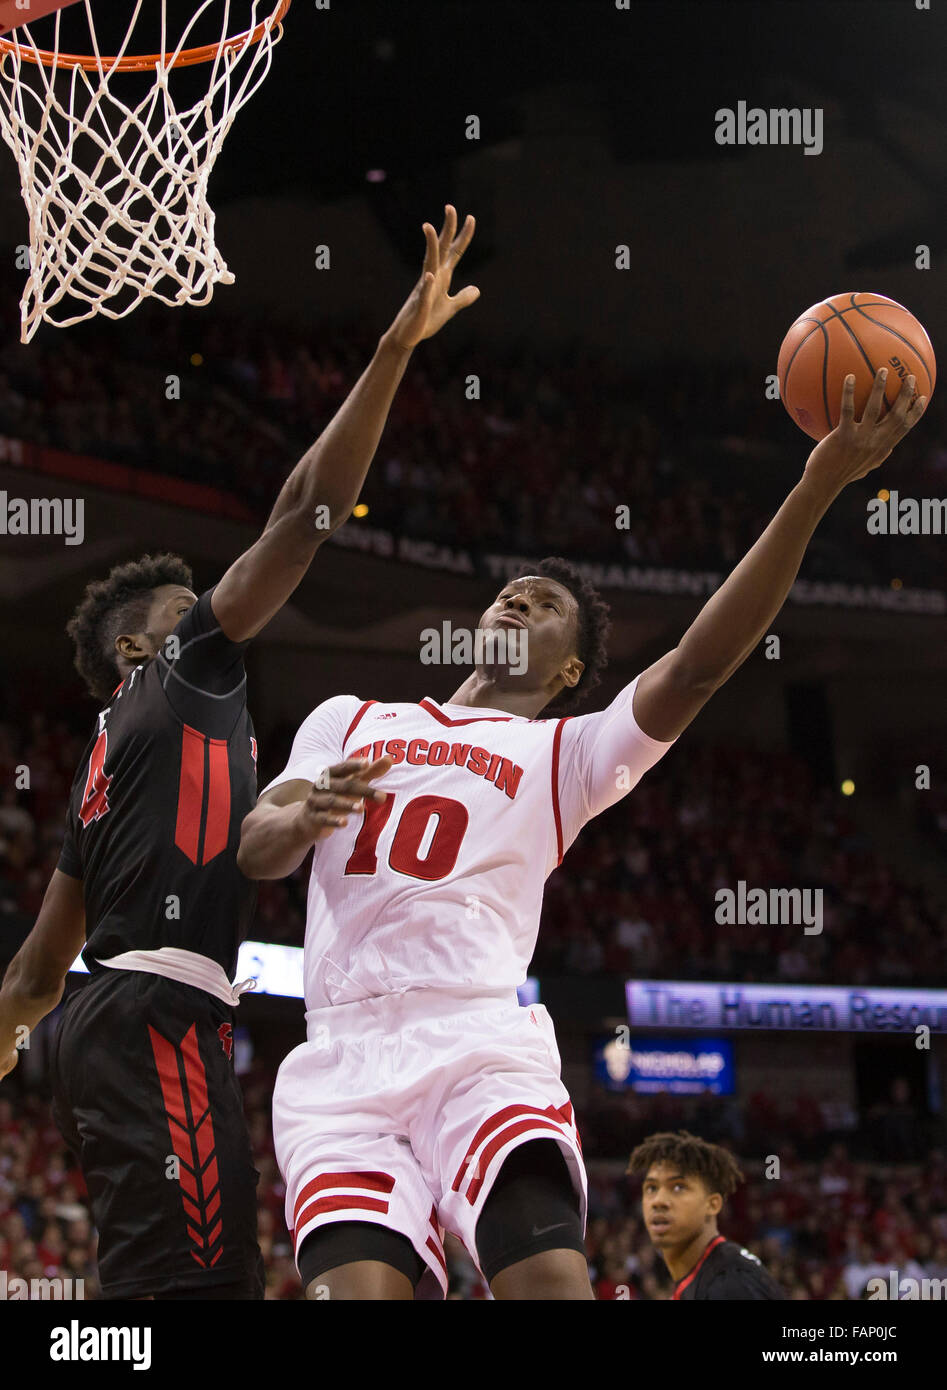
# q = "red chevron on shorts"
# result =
<box><xmin>452</xmin><ymin>1102</ymin><xmax>579</xmax><ymax>1204</ymax></box>
<box><xmin>149</xmin><ymin>1023</ymin><xmax>224</xmax><ymax>1269</ymax></box>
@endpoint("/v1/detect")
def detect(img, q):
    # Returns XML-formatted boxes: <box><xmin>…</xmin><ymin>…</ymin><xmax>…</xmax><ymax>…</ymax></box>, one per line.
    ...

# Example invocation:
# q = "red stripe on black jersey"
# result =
<box><xmin>174</xmin><ymin>724</ymin><xmax>233</xmax><ymax>867</ymax></box>
<box><xmin>202</xmin><ymin>739</ymin><xmax>231</xmax><ymax>865</ymax></box>
<box><xmin>174</xmin><ymin>725</ymin><xmax>205</xmax><ymax>864</ymax></box>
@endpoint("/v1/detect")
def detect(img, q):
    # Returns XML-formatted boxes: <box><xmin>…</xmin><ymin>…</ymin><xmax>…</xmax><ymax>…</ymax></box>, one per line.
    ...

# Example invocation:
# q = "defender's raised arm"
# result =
<box><xmin>211</xmin><ymin>206</ymin><xmax>480</xmax><ymax>643</ymax></box>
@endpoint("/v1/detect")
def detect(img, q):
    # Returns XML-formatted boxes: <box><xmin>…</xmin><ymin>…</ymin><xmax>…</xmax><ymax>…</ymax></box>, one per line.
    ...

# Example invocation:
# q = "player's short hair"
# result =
<box><xmin>627</xmin><ymin>1130</ymin><xmax>744</xmax><ymax>1199</ymax></box>
<box><xmin>508</xmin><ymin>556</ymin><xmax>610</xmax><ymax>715</ymax></box>
<box><xmin>66</xmin><ymin>552</ymin><xmax>194</xmax><ymax>704</ymax></box>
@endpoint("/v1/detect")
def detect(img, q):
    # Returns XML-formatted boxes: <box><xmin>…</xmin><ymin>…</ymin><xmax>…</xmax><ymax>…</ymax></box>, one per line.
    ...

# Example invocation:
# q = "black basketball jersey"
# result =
<box><xmin>672</xmin><ymin>1236</ymin><xmax>785</xmax><ymax>1300</ymax></box>
<box><xmin>57</xmin><ymin>588</ymin><xmax>258</xmax><ymax>979</ymax></box>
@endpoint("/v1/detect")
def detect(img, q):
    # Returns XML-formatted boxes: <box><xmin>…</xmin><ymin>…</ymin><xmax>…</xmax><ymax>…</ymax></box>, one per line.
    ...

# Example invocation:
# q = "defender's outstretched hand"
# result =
<box><xmin>804</xmin><ymin>369</ymin><xmax>928</xmax><ymax>494</ymax></box>
<box><xmin>388</xmin><ymin>205</ymin><xmax>480</xmax><ymax>349</ymax></box>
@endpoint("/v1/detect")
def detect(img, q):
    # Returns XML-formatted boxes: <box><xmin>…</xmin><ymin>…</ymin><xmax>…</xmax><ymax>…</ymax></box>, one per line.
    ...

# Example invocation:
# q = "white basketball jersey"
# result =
<box><xmin>263</xmin><ymin>679</ymin><xmax>675</xmax><ymax>1009</ymax></box>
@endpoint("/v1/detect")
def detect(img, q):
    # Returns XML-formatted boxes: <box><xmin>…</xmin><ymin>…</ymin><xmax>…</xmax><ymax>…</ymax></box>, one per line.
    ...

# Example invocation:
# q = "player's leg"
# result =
<box><xmin>297</xmin><ymin>1221</ymin><xmax>424</xmax><ymax>1299</ymax></box>
<box><xmin>274</xmin><ymin>1018</ymin><xmax>449</xmax><ymax>1301</ymax></box>
<box><xmin>475</xmin><ymin>1139</ymin><xmax>593</xmax><ymax>1300</ymax></box>
<box><xmin>50</xmin><ymin>971</ymin><xmax>264</xmax><ymax>1299</ymax></box>
<box><xmin>426</xmin><ymin>999</ymin><xmax>591</xmax><ymax>1299</ymax></box>
<box><xmin>306</xmin><ymin>1264</ymin><xmax>413</xmax><ymax>1300</ymax></box>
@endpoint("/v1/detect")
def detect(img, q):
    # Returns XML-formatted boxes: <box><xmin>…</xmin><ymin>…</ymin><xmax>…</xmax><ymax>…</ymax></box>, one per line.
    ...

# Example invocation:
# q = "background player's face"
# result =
<box><xmin>641</xmin><ymin>1162</ymin><xmax>722</xmax><ymax>1250</ymax></box>
<box><xmin>116</xmin><ymin>585</ymin><xmax>197</xmax><ymax>665</ymax></box>
<box><xmin>478</xmin><ymin>576</ymin><xmax>583</xmax><ymax>695</ymax></box>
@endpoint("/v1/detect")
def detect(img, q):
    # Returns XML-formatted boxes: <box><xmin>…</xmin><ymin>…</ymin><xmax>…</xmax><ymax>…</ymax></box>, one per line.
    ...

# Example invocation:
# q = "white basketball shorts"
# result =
<box><xmin>272</xmin><ymin>987</ymin><xmax>587</xmax><ymax>1298</ymax></box>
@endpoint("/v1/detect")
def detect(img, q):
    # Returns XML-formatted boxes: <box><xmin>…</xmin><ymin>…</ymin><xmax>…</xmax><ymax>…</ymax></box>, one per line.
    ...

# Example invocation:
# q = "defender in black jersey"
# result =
<box><xmin>47</xmin><ymin>589</ymin><xmax>265</xmax><ymax>1299</ymax></box>
<box><xmin>0</xmin><ymin>207</ymin><xmax>480</xmax><ymax>1298</ymax></box>
<box><xmin>628</xmin><ymin>1130</ymin><xmax>784</xmax><ymax>1300</ymax></box>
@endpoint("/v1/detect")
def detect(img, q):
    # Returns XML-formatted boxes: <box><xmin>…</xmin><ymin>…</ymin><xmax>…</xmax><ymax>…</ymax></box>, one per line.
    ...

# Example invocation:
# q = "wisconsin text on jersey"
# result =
<box><xmin>350</xmin><ymin>700</ymin><xmax>525</xmax><ymax>800</ymax></box>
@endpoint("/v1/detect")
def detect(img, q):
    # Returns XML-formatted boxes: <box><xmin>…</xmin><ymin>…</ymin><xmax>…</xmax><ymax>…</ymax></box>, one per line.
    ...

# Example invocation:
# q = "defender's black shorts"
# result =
<box><xmin>50</xmin><ymin>969</ymin><xmax>264</xmax><ymax>1300</ymax></box>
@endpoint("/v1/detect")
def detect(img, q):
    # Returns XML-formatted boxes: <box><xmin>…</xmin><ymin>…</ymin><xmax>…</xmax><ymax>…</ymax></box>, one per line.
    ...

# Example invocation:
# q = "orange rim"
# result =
<box><xmin>0</xmin><ymin>0</ymin><xmax>291</xmax><ymax>71</ymax></box>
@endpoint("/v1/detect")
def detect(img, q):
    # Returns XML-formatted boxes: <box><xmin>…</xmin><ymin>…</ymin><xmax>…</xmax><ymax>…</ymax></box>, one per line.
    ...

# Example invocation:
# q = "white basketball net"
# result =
<box><xmin>0</xmin><ymin>1</ymin><xmax>287</xmax><ymax>343</ymax></box>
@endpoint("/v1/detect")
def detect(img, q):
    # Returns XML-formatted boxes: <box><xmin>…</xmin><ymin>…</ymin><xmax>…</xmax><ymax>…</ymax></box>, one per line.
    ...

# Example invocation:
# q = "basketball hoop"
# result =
<box><xmin>0</xmin><ymin>1</ymin><xmax>292</xmax><ymax>343</ymax></box>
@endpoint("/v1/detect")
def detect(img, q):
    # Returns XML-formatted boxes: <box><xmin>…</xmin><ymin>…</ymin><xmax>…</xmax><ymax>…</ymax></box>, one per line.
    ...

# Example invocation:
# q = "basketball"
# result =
<box><xmin>777</xmin><ymin>292</ymin><xmax>936</xmax><ymax>441</ymax></box>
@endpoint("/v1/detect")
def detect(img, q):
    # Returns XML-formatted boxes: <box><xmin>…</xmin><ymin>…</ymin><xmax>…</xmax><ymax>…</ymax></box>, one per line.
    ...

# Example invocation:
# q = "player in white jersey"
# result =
<box><xmin>239</xmin><ymin>366</ymin><xmax>927</xmax><ymax>1299</ymax></box>
<box><xmin>255</xmin><ymin>682</ymin><xmax>669</xmax><ymax>1007</ymax></box>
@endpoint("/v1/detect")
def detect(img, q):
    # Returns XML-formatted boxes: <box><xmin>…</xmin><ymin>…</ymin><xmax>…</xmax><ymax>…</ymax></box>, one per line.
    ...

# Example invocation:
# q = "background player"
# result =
<box><xmin>0</xmin><ymin>207</ymin><xmax>480</xmax><ymax>1299</ymax></box>
<box><xmin>629</xmin><ymin>1129</ymin><xmax>784</xmax><ymax>1299</ymax></box>
<box><xmin>238</xmin><ymin>368</ymin><xmax>927</xmax><ymax>1300</ymax></box>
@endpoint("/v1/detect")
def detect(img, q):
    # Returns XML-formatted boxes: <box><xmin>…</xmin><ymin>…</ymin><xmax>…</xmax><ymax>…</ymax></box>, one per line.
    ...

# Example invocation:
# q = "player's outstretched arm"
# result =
<box><xmin>633</xmin><ymin>369</ymin><xmax>928</xmax><ymax>742</ymax></box>
<box><xmin>0</xmin><ymin>869</ymin><xmax>86</xmax><ymax>1080</ymax></box>
<box><xmin>211</xmin><ymin>206</ymin><xmax>480</xmax><ymax>643</ymax></box>
<box><xmin>237</xmin><ymin>757</ymin><xmax>392</xmax><ymax>880</ymax></box>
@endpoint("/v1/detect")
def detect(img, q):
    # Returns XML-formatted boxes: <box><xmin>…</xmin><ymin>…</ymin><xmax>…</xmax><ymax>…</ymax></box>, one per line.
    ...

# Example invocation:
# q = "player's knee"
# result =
<box><xmin>475</xmin><ymin>1139</ymin><xmax>587</xmax><ymax>1291</ymax></box>
<box><xmin>490</xmin><ymin>1247</ymin><xmax>593</xmax><ymax>1300</ymax></box>
<box><xmin>299</xmin><ymin>1221</ymin><xmax>423</xmax><ymax>1301</ymax></box>
<box><xmin>305</xmin><ymin>1262</ymin><xmax>413</xmax><ymax>1301</ymax></box>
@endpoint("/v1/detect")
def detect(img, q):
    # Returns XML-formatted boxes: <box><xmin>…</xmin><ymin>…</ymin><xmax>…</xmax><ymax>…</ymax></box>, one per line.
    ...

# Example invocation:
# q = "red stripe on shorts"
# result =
<box><xmin>148</xmin><ymin>1023</ymin><xmax>222</xmax><ymax>1269</ymax></box>
<box><xmin>464</xmin><ymin>1117</ymin><xmax>570</xmax><ymax>1205</ymax></box>
<box><xmin>292</xmin><ymin>1170</ymin><xmax>395</xmax><ymax>1229</ymax></box>
<box><xmin>452</xmin><ymin>1103</ymin><xmax>573</xmax><ymax>1192</ymax></box>
<box><xmin>426</xmin><ymin>1235</ymin><xmax>448</xmax><ymax>1275</ymax></box>
<box><xmin>424</xmin><ymin>1203</ymin><xmax>447</xmax><ymax>1275</ymax></box>
<box><xmin>294</xmin><ymin>1193</ymin><xmax>389</xmax><ymax>1246</ymax></box>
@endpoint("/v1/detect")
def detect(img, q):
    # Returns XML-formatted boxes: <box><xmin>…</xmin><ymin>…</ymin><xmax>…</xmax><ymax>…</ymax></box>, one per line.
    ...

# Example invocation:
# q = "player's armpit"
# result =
<box><xmin>632</xmin><ymin>648</ymin><xmax>720</xmax><ymax>742</ymax></box>
<box><xmin>0</xmin><ymin>869</ymin><xmax>86</xmax><ymax>1069</ymax></box>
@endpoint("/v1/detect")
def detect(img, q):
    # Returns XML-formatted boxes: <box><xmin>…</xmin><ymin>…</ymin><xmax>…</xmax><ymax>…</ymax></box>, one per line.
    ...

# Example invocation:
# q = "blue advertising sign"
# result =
<box><xmin>594</xmin><ymin>1035</ymin><xmax>735</xmax><ymax>1095</ymax></box>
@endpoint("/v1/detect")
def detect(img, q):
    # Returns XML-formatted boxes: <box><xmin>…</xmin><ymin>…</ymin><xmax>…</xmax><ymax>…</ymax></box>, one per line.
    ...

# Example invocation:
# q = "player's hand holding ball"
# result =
<box><xmin>385</xmin><ymin>204</ymin><xmax>480</xmax><ymax>350</ymax></box>
<box><xmin>777</xmin><ymin>291</ymin><xmax>934</xmax><ymax>496</ymax></box>
<box><xmin>803</xmin><ymin>368</ymin><xmax>927</xmax><ymax>499</ymax></box>
<box><xmin>294</xmin><ymin>757</ymin><xmax>392</xmax><ymax>844</ymax></box>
